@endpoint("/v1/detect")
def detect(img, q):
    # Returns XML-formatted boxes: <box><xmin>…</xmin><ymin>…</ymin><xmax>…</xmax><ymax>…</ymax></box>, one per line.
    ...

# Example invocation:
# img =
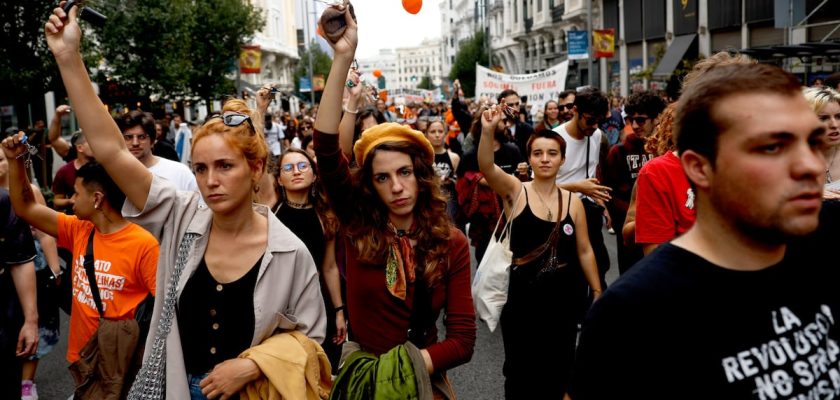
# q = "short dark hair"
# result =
<box><xmin>826</xmin><ymin>72</ymin><xmax>840</xmax><ymax>90</ymax></box>
<box><xmin>75</xmin><ymin>161</ymin><xmax>126</xmax><ymax>210</ymax></box>
<box><xmin>675</xmin><ymin>63</ymin><xmax>802</xmax><ymax>163</ymax></box>
<box><xmin>116</xmin><ymin>110</ymin><xmax>156</xmax><ymax>143</ymax></box>
<box><xmin>624</xmin><ymin>92</ymin><xmax>668</xmax><ymax>119</ymax></box>
<box><xmin>559</xmin><ymin>89</ymin><xmax>576</xmax><ymax>101</ymax></box>
<box><xmin>497</xmin><ymin>89</ymin><xmax>519</xmax><ymax>103</ymax></box>
<box><xmin>573</xmin><ymin>87</ymin><xmax>609</xmax><ymax>116</ymax></box>
<box><xmin>527</xmin><ymin>130</ymin><xmax>567</xmax><ymax>158</ymax></box>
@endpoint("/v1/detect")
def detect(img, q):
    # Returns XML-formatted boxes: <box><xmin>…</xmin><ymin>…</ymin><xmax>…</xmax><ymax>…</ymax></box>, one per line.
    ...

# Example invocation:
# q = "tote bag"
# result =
<box><xmin>471</xmin><ymin>187</ymin><xmax>522</xmax><ymax>332</ymax></box>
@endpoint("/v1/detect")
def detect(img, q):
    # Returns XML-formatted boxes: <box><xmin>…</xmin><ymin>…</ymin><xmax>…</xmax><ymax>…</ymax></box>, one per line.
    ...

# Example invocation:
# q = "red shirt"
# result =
<box><xmin>635</xmin><ymin>152</ymin><xmax>696</xmax><ymax>244</ymax></box>
<box><xmin>315</xmin><ymin>130</ymin><xmax>476</xmax><ymax>372</ymax></box>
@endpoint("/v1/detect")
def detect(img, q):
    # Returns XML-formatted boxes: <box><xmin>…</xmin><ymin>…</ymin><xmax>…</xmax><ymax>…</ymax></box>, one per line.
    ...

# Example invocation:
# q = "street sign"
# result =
<box><xmin>568</xmin><ymin>31</ymin><xmax>589</xmax><ymax>60</ymax></box>
<box><xmin>299</xmin><ymin>77</ymin><xmax>312</xmax><ymax>92</ymax></box>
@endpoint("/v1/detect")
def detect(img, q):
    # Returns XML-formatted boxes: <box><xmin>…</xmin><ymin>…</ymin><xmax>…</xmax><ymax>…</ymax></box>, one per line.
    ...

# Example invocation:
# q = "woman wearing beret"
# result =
<box><xmin>313</xmin><ymin>4</ymin><xmax>476</xmax><ymax>396</ymax></box>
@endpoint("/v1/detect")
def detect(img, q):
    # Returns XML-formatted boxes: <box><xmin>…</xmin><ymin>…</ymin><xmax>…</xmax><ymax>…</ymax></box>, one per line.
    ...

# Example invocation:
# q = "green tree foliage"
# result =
<box><xmin>0</xmin><ymin>2</ymin><xmax>97</xmax><ymax>104</ymax></box>
<box><xmin>448</xmin><ymin>30</ymin><xmax>488</xmax><ymax>98</ymax></box>
<box><xmin>293</xmin><ymin>40</ymin><xmax>332</xmax><ymax>104</ymax></box>
<box><xmin>94</xmin><ymin>0</ymin><xmax>264</xmax><ymax>109</ymax></box>
<box><xmin>417</xmin><ymin>71</ymin><xmax>434</xmax><ymax>90</ymax></box>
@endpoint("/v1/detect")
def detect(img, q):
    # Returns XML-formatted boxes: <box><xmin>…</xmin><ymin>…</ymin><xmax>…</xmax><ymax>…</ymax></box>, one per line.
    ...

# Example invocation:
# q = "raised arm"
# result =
<box><xmin>45</xmin><ymin>4</ymin><xmax>152</xmax><ymax>210</ymax></box>
<box><xmin>338</xmin><ymin>69</ymin><xmax>362</xmax><ymax>158</ymax></box>
<box><xmin>2</xmin><ymin>133</ymin><xmax>59</xmax><ymax>238</ymax></box>
<box><xmin>48</xmin><ymin>105</ymin><xmax>72</xmax><ymax>158</ymax></box>
<box><xmin>313</xmin><ymin>5</ymin><xmax>357</xmax><ymax>136</ymax></box>
<box><xmin>477</xmin><ymin>105</ymin><xmax>520</xmax><ymax>206</ymax></box>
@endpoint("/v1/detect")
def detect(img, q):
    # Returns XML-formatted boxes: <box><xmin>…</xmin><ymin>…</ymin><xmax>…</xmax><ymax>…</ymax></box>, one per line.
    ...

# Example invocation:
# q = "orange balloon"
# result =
<box><xmin>373</xmin><ymin>69</ymin><xmax>382</xmax><ymax>78</ymax></box>
<box><xmin>402</xmin><ymin>0</ymin><xmax>422</xmax><ymax>14</ymax></box>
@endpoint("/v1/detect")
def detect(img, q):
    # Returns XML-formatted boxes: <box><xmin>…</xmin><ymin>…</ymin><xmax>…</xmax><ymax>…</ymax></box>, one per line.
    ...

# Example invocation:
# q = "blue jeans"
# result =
<box><xmin>188</xmin><ymin>373</ymin><xmax>209</xmax><ymax>400</ymax></box>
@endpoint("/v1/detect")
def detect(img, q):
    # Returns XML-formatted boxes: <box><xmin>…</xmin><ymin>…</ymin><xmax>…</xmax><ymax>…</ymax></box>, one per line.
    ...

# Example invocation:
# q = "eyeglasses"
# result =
<box><xmin>280</xmin><ymin>161</ymin><xmax>311</xmax><ymax>174</ymax></box>
<box><xmin>123</xmin><ymin>133</ymin><xmax>149</xmax><ymax>141</ymax></box>
<box><xmin>301</xmin><ymin>124</ymin><xmax>313</xmax><ymax>130</ymax></box>
<box><xmin>209</xmin><ymin>112</ymin><xmax>255</xmax><ymax>134</ymax></box>
<box><xmin>629</xmin><ymin>116</ymin><xmax>650</xmax><ymax>125</ymax></box>
<box><xmin>561</xmin><ymin>103</ymin><xmax>575</xmax><ymax>111</ymax></box>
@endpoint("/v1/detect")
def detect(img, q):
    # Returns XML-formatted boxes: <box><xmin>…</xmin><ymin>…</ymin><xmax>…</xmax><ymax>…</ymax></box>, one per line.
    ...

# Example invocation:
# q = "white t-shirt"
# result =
<box><xmin>148</xmin><ymin>156</ymin><xmax>199</xmax><ymax>192</ymax></box>
<box><xmin>174</xmin><ymin>123</ymin><xmax>192</xmax><ymax>166</ymax></box>
<box><xmin>552</xmin><ymin>122</ymin><xmax>602</xmax><ymax>186</ymax></box>
<box><xmin>265</xmin><ymin>123</ymin><xmax>285</xmax><ymax>156</ymax></box>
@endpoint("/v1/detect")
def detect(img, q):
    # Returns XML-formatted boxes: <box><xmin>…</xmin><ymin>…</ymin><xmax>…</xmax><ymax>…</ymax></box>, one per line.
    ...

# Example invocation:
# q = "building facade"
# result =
<box><xmin>396</xmin><ymin>39</ymin><xmax>445</xmax><ymax>90</ymax></box>
<box><xmin>488</xmin><ymin>0</ymin><xmax>599</xmax><ymax>87</ymax></box>
<box><xmin>358</xmin><ymin>49</ymin><xmax>399</xmax><ymax>91</ymax></box>
<box><xmin>481</xmin><ymin>0</ymin><xmax>839</xmax><ymax>97</ymax></box>
<box><xmin>242</xmin><ymin>0</ymin><xmax>299</xmax><ymax>93</ymax></box>
<box><xmin>440</xmin><ymin>0</ymin><xmax>486</xmax><ymax>77</ymax></box>
<box><xmin>601</xmin><ymin>0</ymin><xmax>840</xmax><ymax>97</ymax></box>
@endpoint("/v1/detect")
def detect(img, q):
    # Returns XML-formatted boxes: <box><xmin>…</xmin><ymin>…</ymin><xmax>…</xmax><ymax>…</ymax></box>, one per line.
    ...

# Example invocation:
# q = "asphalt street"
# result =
<box><xmin>33</xmin><ymin>227</ymin><xmax>620</xmax><ymax>399</ymax></box>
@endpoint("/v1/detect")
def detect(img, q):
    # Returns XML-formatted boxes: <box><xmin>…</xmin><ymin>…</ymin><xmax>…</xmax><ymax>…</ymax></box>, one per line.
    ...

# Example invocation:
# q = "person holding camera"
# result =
<box><xmin>313</xmin><ymin>4</ymin><xmax>476</xmax><ymax>396</ymax></box>
<box><xmin>44</xmin><ymin>4</ymin><xmax>326</xmax><ymax>399</ymax></box>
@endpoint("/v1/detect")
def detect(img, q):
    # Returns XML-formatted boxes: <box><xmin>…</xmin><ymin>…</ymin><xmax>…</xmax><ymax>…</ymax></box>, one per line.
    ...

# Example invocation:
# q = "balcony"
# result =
<box><xmin>551</xmin><ymin>5</ymin><xmax>565</xmax><ymax>23</ymax></box>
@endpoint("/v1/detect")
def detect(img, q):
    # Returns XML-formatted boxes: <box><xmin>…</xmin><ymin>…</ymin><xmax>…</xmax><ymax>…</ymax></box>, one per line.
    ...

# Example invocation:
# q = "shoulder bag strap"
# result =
<box><xmin>513</xmin><ymin>188</ymin><xmax>565</xmax><ymax>266</ymax></box>
<box><xmin>83</xmin><ymin>230</ymin><xmax>105</xmax><ymax>318</ymax></box>
<box><xmin>585</xmin><ymin>135</ymin><xmax>591</xmax><ymax>179</ymax></box>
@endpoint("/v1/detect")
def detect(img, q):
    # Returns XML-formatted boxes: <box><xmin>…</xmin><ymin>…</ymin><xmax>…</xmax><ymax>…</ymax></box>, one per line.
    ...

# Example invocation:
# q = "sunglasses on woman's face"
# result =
<box><xmin>208</xmin><ymin>112</ymin><xmax>255</xmax><ymax>134</ymax></box>
<box><xmin>280</xmin><ymin>161</ymin><xmax>311</xmax><ymax>174</ymax></box>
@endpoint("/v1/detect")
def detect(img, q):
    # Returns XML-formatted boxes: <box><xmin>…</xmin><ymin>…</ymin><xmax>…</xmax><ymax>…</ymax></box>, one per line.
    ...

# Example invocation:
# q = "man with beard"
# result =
<box><xmin>558</xmin><ymin>89</ymin><xmax>576</xmax><ymax>123</ymax></box>
<box><xmin>569</xmin><ymin>63</ymin><xmax>839</xmax><ymax>399</ymax></box>
<box><xmin>552</xmin><ymin>87</ymin><xmax>612</xmax><ymax>295</ymax></box>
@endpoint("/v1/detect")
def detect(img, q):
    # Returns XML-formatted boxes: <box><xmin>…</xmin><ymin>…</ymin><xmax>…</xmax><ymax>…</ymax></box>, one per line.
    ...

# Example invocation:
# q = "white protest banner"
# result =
<box><xmin>474</xmin><ymin>61</ymin><xmax>569</xmax><ymax>113</ymax></box>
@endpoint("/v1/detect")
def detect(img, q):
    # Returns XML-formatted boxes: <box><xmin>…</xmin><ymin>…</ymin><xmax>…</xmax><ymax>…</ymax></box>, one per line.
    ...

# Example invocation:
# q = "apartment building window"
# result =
<box><xmin>537</xmin><ymin>0</ymin><xmax>542</xmax><ymax>12</ymax></box>
<box><xmin>513</xmin><ymin>0</ymin><xmax>517</xmax><ymax>21</ymax></box>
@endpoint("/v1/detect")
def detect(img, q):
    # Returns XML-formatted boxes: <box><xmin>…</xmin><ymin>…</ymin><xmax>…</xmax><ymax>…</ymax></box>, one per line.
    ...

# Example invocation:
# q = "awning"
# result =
<box><xmin>653</xmin><ymin>34</ymin><xmax>697</xmax><ymax>78</ymax></box>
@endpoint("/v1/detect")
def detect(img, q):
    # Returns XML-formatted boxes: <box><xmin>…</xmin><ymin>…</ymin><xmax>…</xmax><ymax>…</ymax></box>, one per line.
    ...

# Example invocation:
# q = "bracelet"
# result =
<box><xmin>334</xmin><ymin>305</ymin><xmax>346</xmax><ymax>313</ymax></box>
<box><xmin>343</xmin><ymin>105</ymin><xmax>358</xmax><ymax>115</ymax></box>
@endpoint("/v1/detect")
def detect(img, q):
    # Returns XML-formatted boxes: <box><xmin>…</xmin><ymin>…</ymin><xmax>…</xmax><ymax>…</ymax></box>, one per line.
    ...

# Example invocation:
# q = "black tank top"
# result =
<box><xmin>274</xmin><ymin>204</ymin><xmax>326</xmax><ymax>270</ymax></box>
<box><xmin>509</xmin><ymin>187</ymin><xmax>578</xmax><ymax>284</ymax></box>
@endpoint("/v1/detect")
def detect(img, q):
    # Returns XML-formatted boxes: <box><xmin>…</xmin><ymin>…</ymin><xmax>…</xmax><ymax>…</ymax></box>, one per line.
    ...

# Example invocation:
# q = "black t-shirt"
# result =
<box><xmin>570</xmin><ymin>237</ymin><xmax>840</xmax><ymax>399</ymax></box>
<box><xmin>0</xmin><ymin>189</ymin><xmax>36</xmax><ymax>269</ymax></box>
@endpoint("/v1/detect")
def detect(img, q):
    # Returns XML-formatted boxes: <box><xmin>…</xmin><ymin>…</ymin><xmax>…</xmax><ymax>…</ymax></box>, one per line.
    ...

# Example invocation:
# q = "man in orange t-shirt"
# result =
<box><xmin>2</xmin><ymin>141</ymin><xmax>159</xmax><ymax>363</ymax></box>
<box><xmin>57</xmin><ymin>212</ymin><xmax>157</xmax><ymax>362</ymax></box>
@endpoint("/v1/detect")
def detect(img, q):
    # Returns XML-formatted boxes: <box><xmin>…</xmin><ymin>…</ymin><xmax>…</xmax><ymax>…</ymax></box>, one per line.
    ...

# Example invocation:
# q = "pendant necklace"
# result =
<box><xmin>827</xmin><ymin>147</ymin><xmax>839</xmax><ymax>183</ymax></box>
<box><xmin>533</xmin><ymin>185</ymin><xmax>554</xmax><ymax>221</ymax></box>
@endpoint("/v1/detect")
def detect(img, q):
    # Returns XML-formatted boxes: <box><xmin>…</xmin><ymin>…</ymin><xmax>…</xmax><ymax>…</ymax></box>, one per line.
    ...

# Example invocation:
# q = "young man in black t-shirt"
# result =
<box><xmin>569</xmin><ymin>64</ymin><xmax>840</xmax><ymax>399</ymax></box>
<box><xmin>0</xmin><ymin>189</ymin><xmax>38</xmax><ymax>399</ymax></box>
<box><xmin>603</xmin><ymin>92</ymin><xmax>666</xmax><ymax>274</ymax></box>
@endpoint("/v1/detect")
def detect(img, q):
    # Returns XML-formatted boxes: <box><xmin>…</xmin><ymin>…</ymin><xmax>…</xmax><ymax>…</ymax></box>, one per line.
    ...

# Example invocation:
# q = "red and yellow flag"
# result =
<box><xmin>240</xmin><ymin>45</ymin><xmax>261</xmax><ymax>74</ymax></box>
<box><xmin>593</xmin><ymin>29</ymin><xmax>615</xmax><ymax>59</ymax></box>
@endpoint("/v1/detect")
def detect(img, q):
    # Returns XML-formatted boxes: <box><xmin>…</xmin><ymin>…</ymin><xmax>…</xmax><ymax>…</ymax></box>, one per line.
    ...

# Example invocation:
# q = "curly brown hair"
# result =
<box><xmin>644</xmin><ymin>102</ymin><xmax>677</xmax><ymax>156</ymax></box>
<box><xmin>277</xmin><ymin>148</ymin><xmax>339</xmax><ymax>240</ymax></box>
<box><xmin>348</xmin><ymin>140</ymin><xmax>451</xmax><ymax>287</ymax></box>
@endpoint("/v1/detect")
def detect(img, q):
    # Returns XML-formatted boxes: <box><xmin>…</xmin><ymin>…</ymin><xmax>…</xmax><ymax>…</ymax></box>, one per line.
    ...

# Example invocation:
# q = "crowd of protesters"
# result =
<box><xmin>1</xmin><ymin>2</ymin><xmax>840</xmax><ymax>400</ymax></box>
